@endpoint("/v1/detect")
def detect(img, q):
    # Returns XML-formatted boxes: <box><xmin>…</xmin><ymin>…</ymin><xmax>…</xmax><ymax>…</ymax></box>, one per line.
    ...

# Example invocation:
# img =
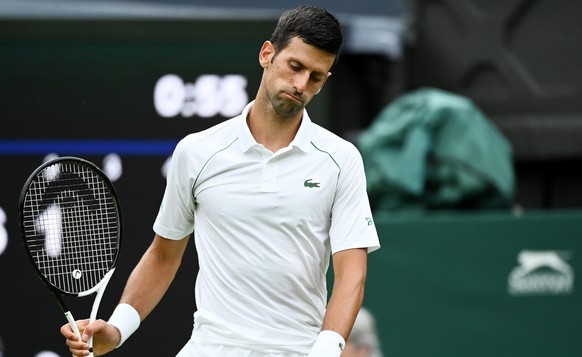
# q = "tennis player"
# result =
<box><xmin>61</xmin><ymin>5</ymin><xmax>380</xmax><ymax>356</ymax></box>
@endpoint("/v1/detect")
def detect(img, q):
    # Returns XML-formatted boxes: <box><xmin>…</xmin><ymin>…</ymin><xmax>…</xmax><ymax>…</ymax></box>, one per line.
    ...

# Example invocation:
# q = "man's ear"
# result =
<box><xmin>259</xmin><ymin>41</ymin><xmax>275</xmax><ymax>68</ymax></box>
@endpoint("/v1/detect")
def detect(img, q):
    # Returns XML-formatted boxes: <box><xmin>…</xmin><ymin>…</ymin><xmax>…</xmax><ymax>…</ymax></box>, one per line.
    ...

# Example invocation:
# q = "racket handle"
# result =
<box><xmin>86</xmin><ymin>269</ymin><xmax>115</xmax><ymax>357</ymax></box>
<box><xmin>64</xmin><ymin>310</ymin><xmax>82</xmax><ymax>338</ymax></box>
<box><xmin>65</xmin><ymin>310</ymin><xmax>94</xmax><ymax>356</ymax></box>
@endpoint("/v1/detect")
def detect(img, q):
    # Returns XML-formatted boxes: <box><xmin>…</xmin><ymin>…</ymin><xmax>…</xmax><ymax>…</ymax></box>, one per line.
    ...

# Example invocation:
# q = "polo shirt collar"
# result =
<box><xmin>237</xmin><ymin>101</ymin><xmax>313</xmax><ymax>153</ymax></box>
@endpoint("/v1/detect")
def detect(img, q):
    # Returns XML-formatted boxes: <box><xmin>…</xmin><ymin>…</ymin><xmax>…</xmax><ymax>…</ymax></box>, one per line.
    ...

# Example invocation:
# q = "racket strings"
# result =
<box><xmin>22</xmin><ymin>161</ymin><xmax>120</xmax><ymax>295</ymax></box>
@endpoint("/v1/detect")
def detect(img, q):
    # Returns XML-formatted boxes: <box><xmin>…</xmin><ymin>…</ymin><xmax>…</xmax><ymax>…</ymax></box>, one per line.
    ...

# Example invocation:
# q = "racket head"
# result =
<box><xmin>19</xmin><ymin>156</ymin><xmax>122</xmax><ymax>297</ymax></box>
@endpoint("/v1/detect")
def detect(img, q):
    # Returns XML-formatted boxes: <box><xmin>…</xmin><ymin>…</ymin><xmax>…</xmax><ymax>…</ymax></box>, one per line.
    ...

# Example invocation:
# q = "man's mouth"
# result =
<box><xmin>284</xmin><ymin>92</ymin><xmax>303</xmax><ymax>103</ymax></box>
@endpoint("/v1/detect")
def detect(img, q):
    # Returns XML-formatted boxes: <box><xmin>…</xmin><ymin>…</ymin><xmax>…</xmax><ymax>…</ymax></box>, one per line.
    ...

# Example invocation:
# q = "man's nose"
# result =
<box><xmin>293</xmin><ymin>72</ymin><xmax>310</xmax><ymax>93</ymax></box>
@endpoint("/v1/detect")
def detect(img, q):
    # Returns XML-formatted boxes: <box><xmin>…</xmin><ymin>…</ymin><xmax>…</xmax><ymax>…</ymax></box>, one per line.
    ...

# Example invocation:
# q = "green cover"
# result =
<box><xmin>358</xmin><ymin>88</ymin><xmax>515</xmax><ymax>210</ymax></box>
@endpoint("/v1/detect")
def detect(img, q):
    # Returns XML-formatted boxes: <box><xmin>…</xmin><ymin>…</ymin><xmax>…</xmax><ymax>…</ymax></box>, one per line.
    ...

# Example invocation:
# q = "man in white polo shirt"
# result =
<box><xmin>61</xmin><ymin>5</ymin><xmax>380</xmax><ymax>357</ymax></box>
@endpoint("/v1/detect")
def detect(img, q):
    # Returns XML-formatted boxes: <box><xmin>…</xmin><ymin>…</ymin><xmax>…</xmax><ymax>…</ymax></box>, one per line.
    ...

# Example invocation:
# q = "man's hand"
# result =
<box><xmin>60</xmin><ymin>319</ymin><xmax>121</xmax><ymax>356</ymax></box>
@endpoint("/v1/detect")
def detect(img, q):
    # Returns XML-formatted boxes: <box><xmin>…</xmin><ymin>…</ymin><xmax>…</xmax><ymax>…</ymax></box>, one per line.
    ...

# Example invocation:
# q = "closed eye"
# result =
<box><xmin>289</xmin><ymin>61</ymin><xmax>325</xmax><ymax>83</ymax></box>
<box><xmin>289</xmin><ymin>62</ymin><xmax>302</xmax><ymax>72</ymax></box>
<box><xmin>310</xmin><ymin>74</ymin><xmax>324</xmax><ymax>83</ymax></box>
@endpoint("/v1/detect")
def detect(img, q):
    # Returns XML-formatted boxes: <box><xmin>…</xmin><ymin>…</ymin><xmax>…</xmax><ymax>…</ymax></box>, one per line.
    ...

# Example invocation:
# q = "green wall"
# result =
<box><xmin>363</xmin><ymin>210</ymin><xmax>582</xmax><ymax>356</ymax></box>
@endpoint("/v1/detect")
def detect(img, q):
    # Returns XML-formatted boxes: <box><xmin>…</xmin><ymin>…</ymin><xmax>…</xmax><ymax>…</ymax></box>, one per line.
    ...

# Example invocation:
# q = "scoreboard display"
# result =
<box><xmin>0</xmin><ymin>18</ymin><xmax>330</xmax><ymax>356</ymax></box>
<box><xmin>1</xmin><ymin>19</ymin><xmax>269</xmax><ymax>140</ymax></box>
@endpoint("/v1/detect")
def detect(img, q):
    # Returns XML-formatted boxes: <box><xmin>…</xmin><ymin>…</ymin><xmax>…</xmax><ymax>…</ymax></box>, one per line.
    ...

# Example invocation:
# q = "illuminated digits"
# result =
<box><xmin>154</xmin><ymin>74</ymin><xmax>248</xmax><ymax>118</ymax></box>
<box><xmin>191</xmin><ymin>75</ymin><xmax>222</xmax><ymax>118</ymax></box>
<box><xmin>103</xmin><ymin>154</ymin><xmax>123</xmax><ymax>182</ymax></box>
<box><xmin>161</xmin><ymin>156</ymin><xmax>172</xmax><ymax>179</ymax></box>
<box><xmin>0</xmin><ymin>207</ymin><xmax>7</xmax><ymax>256</ymax></box>
<box><xmin>154</xmin><ymin>74</ymin><xmax>186</xmax><ymax>118</ymax></box>
<box><xmin>35</xmin><ymin>203</ymin><xmax>63</xmax><ymax>257</ymax></box>
<box><xmin>220</xmin><ymin>75</ymin><xmax>248</xmax><ymax>117</ymax></box>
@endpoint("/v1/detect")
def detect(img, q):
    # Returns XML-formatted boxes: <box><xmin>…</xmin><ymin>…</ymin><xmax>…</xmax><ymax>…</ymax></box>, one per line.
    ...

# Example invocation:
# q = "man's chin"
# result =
<box><xmin>273</xmin><ymin>101</ymin><xmax>303</xmax><ymax>119</ymax></box>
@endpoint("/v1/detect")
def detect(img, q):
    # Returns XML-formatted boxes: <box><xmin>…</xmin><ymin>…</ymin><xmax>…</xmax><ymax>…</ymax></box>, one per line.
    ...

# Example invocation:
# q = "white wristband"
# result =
<box><xmin>307</xmin><ymin>330</ymin><xmax>346</xmax><ymax>357</ymax></box>
<box><xmin>107</xmin><ymin>303</ymin><xmax>141</xmax><ymax>348</ymax></box>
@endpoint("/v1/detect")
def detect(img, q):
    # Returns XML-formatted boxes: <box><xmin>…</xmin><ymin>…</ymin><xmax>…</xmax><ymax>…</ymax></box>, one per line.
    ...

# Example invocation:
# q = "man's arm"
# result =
<box><xmin>61</xmin><ymin>233</ymin><xmax>190</xmax><ymax>356</ymax></box>
<box><xmin>308</xmin><ymin>248</ymin><xmax>368</xmax><ymax>357</ymax></box>
<box><xmin>119</xmin><ymin>234</ymin><xmax>190</xmax><ymax>321</ymax></box>
<box><xmin>323</xmin><ymin>247</ymin><xmax>368</xmax><ymax>338</ymax></box>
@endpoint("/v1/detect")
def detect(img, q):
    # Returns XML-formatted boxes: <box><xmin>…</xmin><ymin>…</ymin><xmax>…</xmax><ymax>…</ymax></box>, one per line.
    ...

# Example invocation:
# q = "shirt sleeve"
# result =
<box><xmin>153</xmin><ymin>137</ymin><xmax>197</xmax><ymax>240</ymax></box>
<box><xmin>329</xmin><ymin>143</ymin><xmax>380</xmax><ymax>254</ymax></box>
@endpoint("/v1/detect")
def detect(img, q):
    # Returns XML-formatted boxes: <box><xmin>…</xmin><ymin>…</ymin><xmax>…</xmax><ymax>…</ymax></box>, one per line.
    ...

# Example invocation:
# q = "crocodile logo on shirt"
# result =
<box><xmin>304</xmin><ymin>179</ymin><xmax>320</xmax><ymax>188</ymax></box>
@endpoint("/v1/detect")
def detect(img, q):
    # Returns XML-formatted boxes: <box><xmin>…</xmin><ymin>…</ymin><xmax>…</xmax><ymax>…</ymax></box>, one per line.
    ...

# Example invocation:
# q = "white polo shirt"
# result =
<box><xmin>154</xmin><ymin>101</ymin><xmax>380</xmax><ymax>354</ymax></box>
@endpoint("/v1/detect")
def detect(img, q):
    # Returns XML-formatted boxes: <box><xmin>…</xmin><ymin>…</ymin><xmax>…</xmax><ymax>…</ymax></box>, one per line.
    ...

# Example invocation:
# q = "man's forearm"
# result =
<box><xmin>119</xmin><ymin>235</ymin><xmax>189</xmax><ymax>320</ymax></box>
<box><xmin>321</xmin><ymin>248</ymin><xmax>368</xmax><ymax>339</ymax></box>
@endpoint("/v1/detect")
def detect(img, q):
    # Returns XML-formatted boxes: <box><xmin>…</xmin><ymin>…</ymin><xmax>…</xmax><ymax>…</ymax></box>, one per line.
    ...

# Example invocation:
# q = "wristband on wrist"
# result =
<box><xmin>107</xmin><ymin>303</ymin><xmax>141</xmax><ymax>348</ymax></box>
<box><xmin>307</xmin><ymin>330</ymin><xmax>346</xmax><ymax>357</ymax></box>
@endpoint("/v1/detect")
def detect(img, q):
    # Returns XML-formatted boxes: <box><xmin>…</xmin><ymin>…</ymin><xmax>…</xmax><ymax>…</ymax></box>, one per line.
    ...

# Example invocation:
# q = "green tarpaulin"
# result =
<box><xmin>358</xmin><ymin>88</ymin><xmax>515</xmax><ymax>210</ymax></box>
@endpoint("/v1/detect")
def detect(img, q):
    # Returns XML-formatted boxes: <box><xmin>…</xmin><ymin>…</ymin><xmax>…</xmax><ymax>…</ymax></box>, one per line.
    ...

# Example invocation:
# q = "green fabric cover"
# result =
<box><xmin>358</xmin><ymin>88</ymin><xmax>515</xmax><ymax>210</ymax></box>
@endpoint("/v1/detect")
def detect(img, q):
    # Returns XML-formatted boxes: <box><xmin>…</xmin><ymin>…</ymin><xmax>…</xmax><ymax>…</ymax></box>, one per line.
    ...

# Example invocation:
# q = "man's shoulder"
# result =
<box><xmin>308</xmin><ymin>122</ymin><xmax>360</xmax><ymax>157</ymax></box>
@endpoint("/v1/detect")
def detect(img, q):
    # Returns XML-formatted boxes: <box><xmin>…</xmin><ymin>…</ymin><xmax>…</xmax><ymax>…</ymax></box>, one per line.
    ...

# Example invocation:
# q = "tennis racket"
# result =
<box><xmin>19</xmin><ymin>157</ymin><xmax>122</xmax><ymax>356</ymax></box>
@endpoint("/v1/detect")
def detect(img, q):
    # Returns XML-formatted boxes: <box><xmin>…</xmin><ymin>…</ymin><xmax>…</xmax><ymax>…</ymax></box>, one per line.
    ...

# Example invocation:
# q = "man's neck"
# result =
<box><xmin>247</xmin><ymin>98</ymin><xmax>303</xmax><ymax>153</ymax></box>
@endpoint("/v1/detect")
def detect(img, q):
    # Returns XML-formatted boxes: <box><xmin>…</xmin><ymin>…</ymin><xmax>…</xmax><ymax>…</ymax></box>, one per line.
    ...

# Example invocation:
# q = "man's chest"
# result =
<box><xmin>193</xmin><ymin>152</ymin><xmax>340</xmax><ymax>220</ymax></box>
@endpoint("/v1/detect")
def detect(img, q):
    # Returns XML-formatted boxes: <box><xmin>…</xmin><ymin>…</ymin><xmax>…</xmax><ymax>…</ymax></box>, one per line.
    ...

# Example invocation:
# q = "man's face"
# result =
<box><xmin>259</xmin><ymin>36</ymin><xmax>336</xmax><ymax>119</ymax></box>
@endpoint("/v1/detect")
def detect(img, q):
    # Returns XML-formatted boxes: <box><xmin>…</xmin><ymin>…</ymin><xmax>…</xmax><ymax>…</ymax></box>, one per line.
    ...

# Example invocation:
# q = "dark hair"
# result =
<box><xmin>269</xmin><ymin>6</ymin><xmax>343</xmax><ymax>63</ymax></box>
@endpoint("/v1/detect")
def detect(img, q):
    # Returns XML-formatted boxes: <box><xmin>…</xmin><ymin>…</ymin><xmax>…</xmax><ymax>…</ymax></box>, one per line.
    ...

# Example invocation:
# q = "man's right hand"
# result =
<box><xmin>60</xmin><ymin>319</ymin><xmax>120</xmax><ymax>357</ymax></box>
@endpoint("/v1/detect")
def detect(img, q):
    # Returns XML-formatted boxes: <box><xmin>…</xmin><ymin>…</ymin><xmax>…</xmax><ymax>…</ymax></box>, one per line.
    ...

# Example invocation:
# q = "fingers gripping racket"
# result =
<box><xmin>19</xmin><ymin>157</ymin><xmax>122</xmax><ymax>356</ymax></box>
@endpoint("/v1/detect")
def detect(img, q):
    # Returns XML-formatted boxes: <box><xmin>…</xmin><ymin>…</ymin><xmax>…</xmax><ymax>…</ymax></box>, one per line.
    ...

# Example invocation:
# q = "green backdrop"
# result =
<box><xmin>361</xmin><ymin>210</ymin><xmax>582</xmax><ymax>356</ymax></box>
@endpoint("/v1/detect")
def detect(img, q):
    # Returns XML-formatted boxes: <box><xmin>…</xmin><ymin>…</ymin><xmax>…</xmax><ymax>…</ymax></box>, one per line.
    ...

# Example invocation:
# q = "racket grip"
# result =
<box><xmin>65</xmin><ymin>311</ymin><xmax>94</xmax><ymax>356</ymax></box>
<box><xmin>64</xmin><ymin>310</ymin><xmax>82</xmax><ymax>338</ymax></box>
